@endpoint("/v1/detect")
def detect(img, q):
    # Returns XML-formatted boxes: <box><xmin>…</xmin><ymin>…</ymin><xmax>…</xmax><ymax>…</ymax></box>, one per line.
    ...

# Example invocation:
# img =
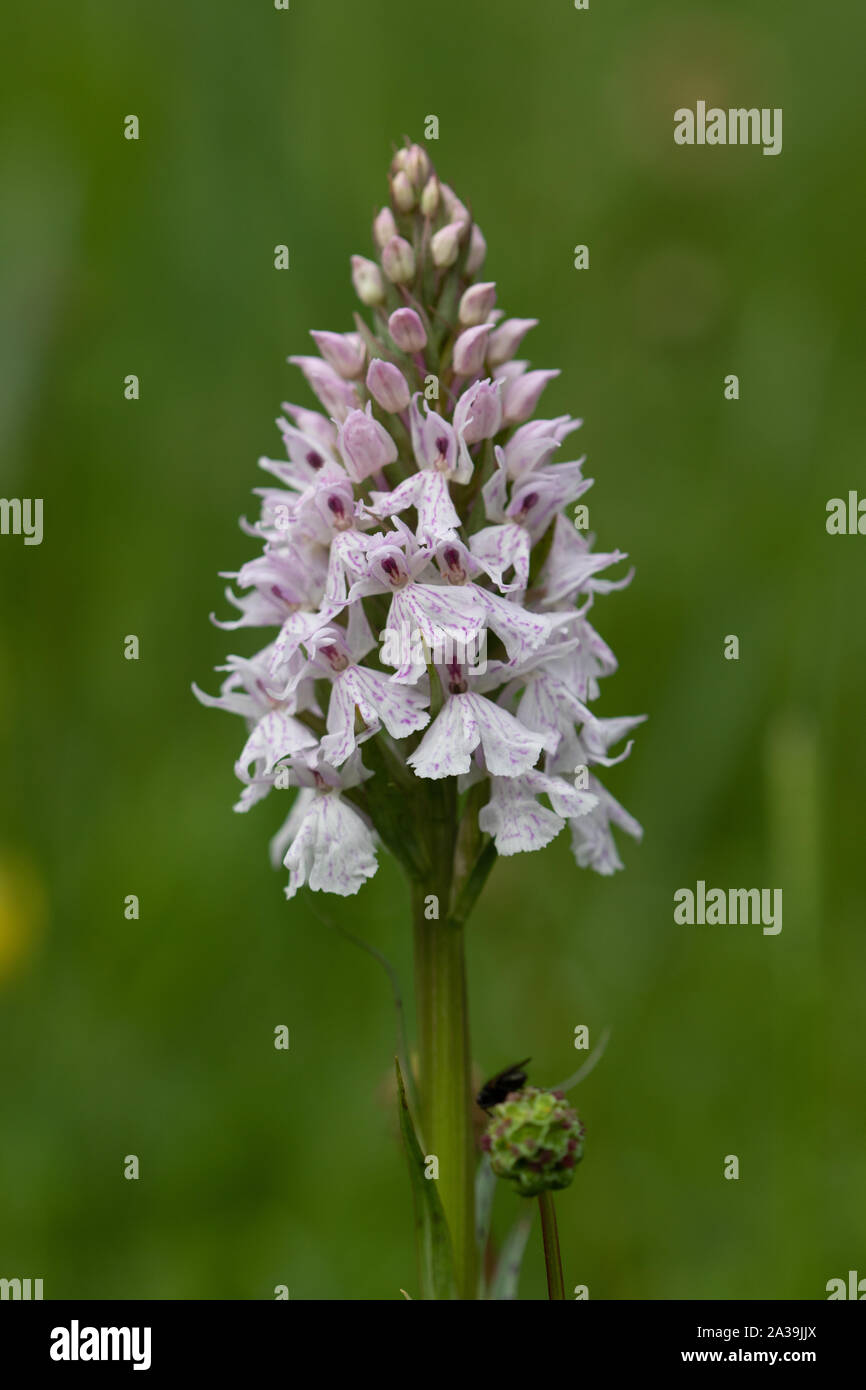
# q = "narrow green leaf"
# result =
<box><xmin>474</xmin><ymin>1155</ymin><xmax>497</xmax><ymax>1298</ymax></box>
<box><xmin>488</xmin><ymin>1213</ymin><xmax>533</xmax><ymax>1301</ymax></box>
<box><xmin>451</xmin><ymin>838</ymin><xmax>497</xmax><ymax>927</ymax></box>
<box><xmin>548</xmin><ymin>1025</ymin><xmax>612</xmax><ymax>1093</ymax></box>
<box><xmin>311</xmin><ymin>908</ymin><xmax>421</xmax><ymax>1120</ymax></box>
<box><xmin>395</xmin><ymin>1058</ymin><xmax>458</xmax><ymax>1301</ymax></box>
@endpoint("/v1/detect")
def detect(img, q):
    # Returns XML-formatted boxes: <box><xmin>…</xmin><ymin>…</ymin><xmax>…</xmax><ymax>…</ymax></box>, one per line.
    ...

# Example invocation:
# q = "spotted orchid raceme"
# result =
<box><xmin>196</xmin><ymin>141</ymin><xmax>644</xmax><ymax>1301</ymax></box>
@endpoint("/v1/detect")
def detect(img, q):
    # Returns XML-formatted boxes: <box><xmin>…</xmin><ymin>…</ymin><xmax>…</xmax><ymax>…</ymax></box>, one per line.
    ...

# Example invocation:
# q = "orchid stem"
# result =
<box><xmin>413</xmin><ymin>887</ymin><xmax>476</xmax><ymax>1299</ymax></box>
<box><xmin>538</xmin><ymin>1191</ymin><xmax>565</xmax><ymax>1300</ymax></box>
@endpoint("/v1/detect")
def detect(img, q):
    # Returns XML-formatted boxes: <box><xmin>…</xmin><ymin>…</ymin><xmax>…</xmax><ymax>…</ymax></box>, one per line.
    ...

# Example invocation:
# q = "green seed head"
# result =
<box><xmin>481</xmin><ymin>1086</ymin><xmax>585</xmax><ymax>1197</ymax></box>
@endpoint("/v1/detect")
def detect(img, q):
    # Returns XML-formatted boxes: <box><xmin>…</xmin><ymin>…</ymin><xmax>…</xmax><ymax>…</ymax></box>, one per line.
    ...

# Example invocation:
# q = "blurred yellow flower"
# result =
<box><xmin>0</xmin><ymin>851</ymin><xmax>46</xmax><ymax>983</ymax></box>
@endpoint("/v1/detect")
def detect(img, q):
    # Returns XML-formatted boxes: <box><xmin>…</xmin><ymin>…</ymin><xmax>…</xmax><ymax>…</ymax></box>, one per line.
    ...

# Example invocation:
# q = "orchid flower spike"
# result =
<box><xmin>197</xmin><ymin>140</ymin><xmax>644</xmax><ymax>898</ymax></box>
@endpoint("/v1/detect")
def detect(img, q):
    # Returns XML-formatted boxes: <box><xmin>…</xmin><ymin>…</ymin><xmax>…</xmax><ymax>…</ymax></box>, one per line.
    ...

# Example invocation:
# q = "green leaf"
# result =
<box><xmin>548</xmin><ymin>1025</ymin><xmax>612</xmax><ymax>1093</ymax></box>
<box><xmin>311</xmin><ymin>908</ymin><xmax>421</xmax><ymax>1121</ymax></box>
<box><xmin>488</xmin><ymin>1212</ymin><xmax>534</xmax><ymax>1301</ymax></box>
<box><xmin>451</xmin><ymin>838</ymin><xmax>497</xmax><ymax>927</ymax></box>
<box><xmin>395</xmin><ymin>1058</ymin><xmax>458</xmax><ymax>1301</ymax></box>
<box><xmin>475</xmin><ymin>1155</ymin><xmax>497</xmax><ymax>1298</ymax></box>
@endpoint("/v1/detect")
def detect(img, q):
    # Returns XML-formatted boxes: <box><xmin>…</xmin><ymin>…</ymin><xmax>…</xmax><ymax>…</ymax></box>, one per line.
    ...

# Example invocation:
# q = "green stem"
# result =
<box><xmin>413</xmin><ymin>886</ymin><xmax>476</xmax><ymax>1299</ymax></box>
<box><xmin>538</xmin><ymin>1191</ymin><xmax>565</xmax><ymax>1300</ymax></box>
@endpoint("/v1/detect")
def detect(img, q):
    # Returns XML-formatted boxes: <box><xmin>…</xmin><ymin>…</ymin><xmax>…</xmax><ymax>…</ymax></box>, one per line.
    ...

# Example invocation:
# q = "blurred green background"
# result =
<box><xmin>1</xmin><ymin>0</ymin><xmax>864</xmax><ymax>1300</ymax></box>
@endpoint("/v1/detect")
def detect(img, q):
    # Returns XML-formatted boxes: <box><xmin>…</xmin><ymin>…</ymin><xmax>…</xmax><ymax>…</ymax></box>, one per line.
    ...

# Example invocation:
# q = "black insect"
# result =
<box><xmin>476</xmin><ymin>1058</ymin><xmax>531</xmax><ymax>1113</ymax></box>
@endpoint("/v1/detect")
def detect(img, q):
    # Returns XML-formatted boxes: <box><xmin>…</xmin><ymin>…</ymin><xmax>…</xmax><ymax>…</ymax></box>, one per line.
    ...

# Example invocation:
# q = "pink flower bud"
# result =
<box><xmin>389</xmin><ymin>308</ymin><xmax>427</xmax><ymax>353</ymax></box>
<box><xmin>502</xmin><ymin>368</ymin><xmax>560</xmax><ymax>424</ymax></box>
<box><xmin>420</xmin><ymin>176</ymin><xmax>440</xmax><ymax>218</ymax></box>
<box><xmin>283</xmin><ymin>404</ymin><xmax>338</xmax><ymax>452</ymax></box>
<box><xmin>373</xmin><ymin>207</ymin><xmax>397</xmax><ymax>249</ymax></box>
<box><xmin>431</xmin><ymin>220</ymin><xmax>467</xmax><ymax>268</ymax></box>
<box><xmin>366</xmin><ymin>358</ymin><xmax>411</xmax><ymax>413</ymax></box>
<box><xmin>406</xmin><ymin>144</ymin><xmax>430</xmax><ymax>188</ymax></box>
<box><xmin>394</xmin><ymin>144</ymin><xmax>430</xmax><ymax>189</ymax></box>
<box><xmin>337</xmin><ymin>403</ymin><xmax>398</xmax><ymax>482</ymax></box>
<box><xmin>459</xmin><ymin>281</ymin><xmax>497</xmax><ymax>327</ymax></box>
<box><xmin>440</xmin><ymin>183</ymin><xmax>470</xmax><ymax>224</ymax></box>
<box><xmin>453</xmin><ymin>379</ymin><xmax>503</xmax><ymax>443</ymax></box>
<box><xmin>453</xmin><ymin>324</ymin><xmax>492</xmax><ymax>377</ymax></box>
<box><xmin>310</xmin><ymin>331</ymin><xmax>366</xmax><ymax>380</ymax></box>
<box><xmin>391</xmin><ymin>170</ymin><xmax>415</xmax><ymax>213</ymax></box>
<box><xmin>288</xmin><ymin>356</ymin><xmax>361</xmax><ymax>422</ymax></box>
<box><xmin>487</xmin><ymin>317</ymin><xmax>539</xmax><ymax>367</ymax></box>
<box><xmin>467</xmin><ymin>224</ymin><xmax>487</xmax><ymax>274</ymax></box>
<box><xmin>351</xmin><ymin>254</ymin><xmax>386</xmax><ymax>306</ymax></box>
<box><xmin>382</xmin><ymin>235</ymin><xmax>416</xmax><ymax>285</ymax></box>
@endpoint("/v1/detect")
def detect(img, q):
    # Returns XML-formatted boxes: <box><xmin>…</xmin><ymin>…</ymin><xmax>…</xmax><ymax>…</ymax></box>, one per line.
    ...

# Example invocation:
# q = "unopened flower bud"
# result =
<box><xmin>467</xmin><ymin>224</ymin><xmax>487</xmax><ymax>274</ymax></box>
<box><xmin>337</xmin><ymin>403</ymin><xmax>398</xmax><ymax>482</ymax></box>
<box><xmin>406</xmin><ymin>144</ymin><xmax>430</xmax><ymax>188</ymax></box>
<box><xmin>351</xmin><ymin>254</ymin><xmax>386</xmax><ymax>306</ymax></box>
<box><xmin>502</xmin><ymin>368</ymin><xmax>559</xmax><ymax>424</ymax></box>
<box><xmin>288</xmin><ymin>356</ymin><xmax>360</xmax><ymax>422</ymax></box>
<box><xmin>389</xmin><ymin>307</ymin><xmax>427</xmax><ymax>353</ymax></box>
<box><xmin>283</xmin><ymin>403</ymin><xmax>337</xmax><ymax>451</ymax></box>
<box><xmin>487</xmin><ymin>317</ymin><xmax>539</xmax><ymax>367</ymax></box>
<box><xmin>431</xmin><ymin>220</ymin><xmax>467</xmax><ymax>269</ymax></box>
<box><xmin>453</xmin><ymin>378</ymin><xmax>502</xmax><ymax>443</ymax></box>
<box><xmin>394</xmin><ymin>144</ymin><xmax>430</xmax><ymax>188</ymax></box>
<box><xmin>310</xmin><ymin>330</ymin><xmax>365</xmax><ymax>380</ymax></box>
<box><xmin>373</xmin><ymin>207</ymin><xmax>398</xmax><ymax>250</ymax></box>
<box><xmin>382</xmin><ymin>235</ymin><xmax>416</xmax><ymax>285</ymax></box>
<box><xmin>453</xmin><ymin>324</ymin><xmax>492</xmax><ymax>377</ymax></box>
<box><xmin>391</xmin><ymin>170</ymin><xmax>415</xmax><ymax>213</ymax></box>
<box><xmin>458</xmin><ymin>281</ymin><xmax>497</xmax><ymax>327</ymax></box>
<box><xmin>440</xmin><ymin>183</ymin><xmax>470</xmax><ymax>224</ymax></box>
<box><xmin>482</xmin><ymin>1086</ymin><xmax>585</xmax><ymax>1197</ymax></box>
<box><xmin>420</xmin><ymin>175</ymin><xmax>440</xmax><ymax>218</ymax></box>
<box><xmin>366</xmin><ymin>358</ymin><xmax>411</xmax><ymax>413</ymax></box>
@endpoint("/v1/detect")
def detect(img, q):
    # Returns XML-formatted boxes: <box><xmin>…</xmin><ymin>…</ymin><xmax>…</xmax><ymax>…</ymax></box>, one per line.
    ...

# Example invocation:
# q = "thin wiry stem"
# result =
<box><xmin>538</xmin><ymin>1191</ymin><xmax>565</xmax><ymax>1300</ymax></box>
